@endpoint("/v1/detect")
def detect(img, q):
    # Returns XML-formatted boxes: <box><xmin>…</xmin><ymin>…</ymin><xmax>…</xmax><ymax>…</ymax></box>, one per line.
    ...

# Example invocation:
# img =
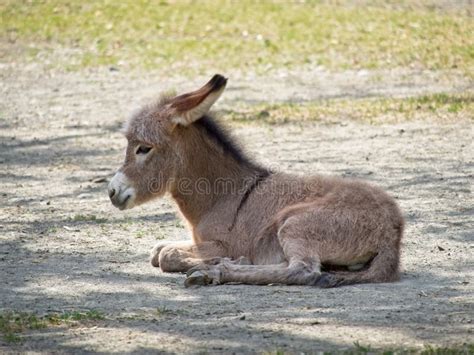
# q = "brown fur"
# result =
<box><xmin>109</xmin><ymin>74</ymin><xmax>404</xmax><ymax>288</ymax></box>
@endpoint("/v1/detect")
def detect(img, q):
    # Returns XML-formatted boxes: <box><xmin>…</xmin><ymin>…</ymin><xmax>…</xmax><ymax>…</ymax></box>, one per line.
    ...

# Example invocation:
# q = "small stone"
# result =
<box><xmin>91</xmin><ymin>177</ymin><xmax>107</xmax><ymax>183</ymax></box>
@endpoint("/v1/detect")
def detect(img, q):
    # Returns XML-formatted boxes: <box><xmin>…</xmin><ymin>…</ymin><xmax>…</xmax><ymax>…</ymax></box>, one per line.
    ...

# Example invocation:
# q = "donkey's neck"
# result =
<box><xmin>169</xmin><ymin>116</ymin><xmax>267</xmax><ymax>227</ymax></box>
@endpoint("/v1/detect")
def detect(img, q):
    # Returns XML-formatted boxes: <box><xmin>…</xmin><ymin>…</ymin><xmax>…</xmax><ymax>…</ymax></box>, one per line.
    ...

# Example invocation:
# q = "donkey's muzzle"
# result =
<box><xmin>108</xmin><ymin>172</ymin><xmax>135</xmax><ymax>210</ymax></box>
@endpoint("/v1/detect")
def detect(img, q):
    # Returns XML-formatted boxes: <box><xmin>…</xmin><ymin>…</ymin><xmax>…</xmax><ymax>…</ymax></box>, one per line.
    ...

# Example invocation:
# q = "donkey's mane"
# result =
<box><xmin>195</xmin><ymin>115</ymin><xmax>268</xmax><ymax>175</ymax></box>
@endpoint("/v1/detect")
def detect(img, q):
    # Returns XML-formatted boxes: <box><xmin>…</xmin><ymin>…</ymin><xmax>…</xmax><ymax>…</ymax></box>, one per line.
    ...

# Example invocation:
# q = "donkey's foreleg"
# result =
<box><xmin>157</xmin><ymin>240</ymin><xmax>228</xmax><ymax>273</ymax></box>
<box><xmin>184</xmin><ymin>212</ymin><xmax>325</xmax><ymax>287</ymax></box>
<box><xmin>150</xmin><ymin>240</ymin><xmax>193</xmax><ymax>267</ymax></box>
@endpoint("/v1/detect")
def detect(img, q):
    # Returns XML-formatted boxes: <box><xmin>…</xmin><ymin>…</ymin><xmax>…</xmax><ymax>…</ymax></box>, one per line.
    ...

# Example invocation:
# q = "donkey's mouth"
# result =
<box><xmin>109</xmin><ymin>189</ymin><xmax>134</xmax><ymax>210</ymax></box>
<box><xmin>111</xmin><ymin>194</ymin><xmax>132</xmax><ymax>210</ymax></box>
<box><xmin>116</xmin><ymin>194</ymin><xmax>131</xmax><ymax>210</ymax></box>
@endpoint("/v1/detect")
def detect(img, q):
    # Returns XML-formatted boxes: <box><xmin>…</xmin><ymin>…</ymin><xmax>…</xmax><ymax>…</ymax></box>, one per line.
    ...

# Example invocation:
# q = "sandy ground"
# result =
<box><xmin>0</xmin><ymin>65</ymin><xmax>473</xmax><ymax>353</ymax></box>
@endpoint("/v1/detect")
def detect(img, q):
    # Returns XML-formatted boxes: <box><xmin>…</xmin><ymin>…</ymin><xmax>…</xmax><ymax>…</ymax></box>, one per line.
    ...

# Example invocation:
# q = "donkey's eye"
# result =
<box><xmin>136</xmin><ymin>146</ymin><xmax>152</xmax><ymax>155</ymax></box>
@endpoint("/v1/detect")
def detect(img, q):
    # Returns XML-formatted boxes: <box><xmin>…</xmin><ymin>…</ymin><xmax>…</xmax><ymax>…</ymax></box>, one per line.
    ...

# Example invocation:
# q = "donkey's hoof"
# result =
<box><xmin>184</xmin><ymin>271</ymin><xmax>211</xmax><ymax>288</ymax></box>
<box><xmin>150</xmin><ymin>242</ymin><xmax>170</xmax><ymax>267</ymax></box>
<box><xmin>150</xmin><ymin>249</ymin><xmax>161</xmax><ymax>267</ymax></box>
<box><xmin>186</xmin><ymin>264</ymin><xmax>210</xmax><ymax>277</ymax></box>
<box><xmin>314</xmin><ymin>273</ymin><xmax>339</xmax><ymax>288</ymax></box>
<box><xmin>184</xmin><ymin>268</ymin><xmax>221</xmax><ymax>288</ymax></box>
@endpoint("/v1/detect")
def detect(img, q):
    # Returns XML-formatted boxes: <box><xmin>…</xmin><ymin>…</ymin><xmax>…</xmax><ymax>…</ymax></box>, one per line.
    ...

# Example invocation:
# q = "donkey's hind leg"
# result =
<box><xmin>314</xmin><ymin>246</ymin><xmax>401</xmax><ymax>288</ymax></box>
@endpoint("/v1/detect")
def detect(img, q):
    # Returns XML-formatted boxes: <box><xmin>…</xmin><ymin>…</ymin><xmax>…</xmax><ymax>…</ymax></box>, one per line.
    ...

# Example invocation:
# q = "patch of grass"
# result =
<box><xmin>46</xmin><ymin>310</ymin><xmax>105</xmax><ymax>324</ymax></box>
<box><xmin>408</xmin><ymin>93</ymin><xmax>470</xmax><ymax>113</ymax></box>
<box><xmin>225</xmin><ymin>92</ymin><xmax>473</xmax><ymax>125</ymax></box>
<box><xmin>0</xmin><ymin>312</ymin><xmax>47</xmax><ymax>343</ymax></box>
<box><xmin>155</xmin><ymin>306</ymin><xmax>185</xmax><ymax>317</ymax></box>
<box><xmin>135</xmin><ymin>230</ymin><xmax>145</xmax><ymax>238</ymax></box>
<box><xmin>0</xmin><ymin>1</ymin><xmax>472</xmax><ymax>73</ymax></box>
<box><xmin>72</xmin><ymin>214</ymin><xmax>107</xmax><ymax>223</ymax></box>
<box><xmin>156</xmin><ymin>306</ymin><xmax>174</xmax><ymax>316</ymax></box>
<box><xmin>421</xmin><ymin>344</ymin><xmax>474</xmax><ymax>355</ymax></box>
<box><xmin>0</xmin><ymin>310</ymin><xmax>104</xmax><ymax>343</ymax></box>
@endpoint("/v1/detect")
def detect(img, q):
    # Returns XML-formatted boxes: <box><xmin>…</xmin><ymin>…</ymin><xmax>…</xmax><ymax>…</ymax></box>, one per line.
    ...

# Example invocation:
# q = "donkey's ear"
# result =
<box><xmin>169</xmin><ymin>74</ymin><xmax>227</xmax><ymax>126</ymax></box>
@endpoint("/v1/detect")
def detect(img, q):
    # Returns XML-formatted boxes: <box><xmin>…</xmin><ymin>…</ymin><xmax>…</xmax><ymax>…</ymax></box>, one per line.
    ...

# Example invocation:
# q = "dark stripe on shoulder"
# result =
<box><xmin>195</xmin><ymin>115</ymin><xmax>267</xmax><ymax>173</ymax></box>
<box><xmin>228</xmin><ymin>171</ymin><xmax>271</xmax><ymax>231</ymax></box>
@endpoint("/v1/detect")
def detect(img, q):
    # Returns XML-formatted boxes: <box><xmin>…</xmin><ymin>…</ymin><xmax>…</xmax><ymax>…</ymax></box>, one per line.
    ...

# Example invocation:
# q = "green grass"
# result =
<box><xmin>45</xmin><ymin>310</ymin><xmax>105</xmax><ymax>324</ymax></box>
<box><xmin>224</xmin><ymin>92</ymin><xmax>474</xmax><ymax>125</ymax></box>
<box><xmin>420</xmin><ymin>344</ymin><xmax>474</xmax><ymax>355</ymax></box>
<box><xmin>1</xmin><ymin>1</ymin><xmax>472</xmax><ymax>73</ymax></box>
<box><xmin>0</xmin><ymin>312</ymin><xmax>46</xmax><ymax>343</ymax></box>
<box><xmin>0</xmin><ymin>310</ymin><xmax>104</xmax><ymax>343</ymax></box>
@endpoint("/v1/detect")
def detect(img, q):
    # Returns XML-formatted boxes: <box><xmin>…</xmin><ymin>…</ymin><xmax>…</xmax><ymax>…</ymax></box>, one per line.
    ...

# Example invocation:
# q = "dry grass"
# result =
<box><xmin>224</xmin><ymin>92</ymin><xmax>474</xmax><ymax>125</ymax></box>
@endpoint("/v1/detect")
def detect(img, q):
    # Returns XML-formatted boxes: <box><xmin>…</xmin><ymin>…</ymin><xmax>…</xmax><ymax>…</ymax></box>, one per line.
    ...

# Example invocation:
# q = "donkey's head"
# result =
<box><xmin>108</xmin><ymin>74</ymin><xmax>227</xmax><ymax>210</ymax></box>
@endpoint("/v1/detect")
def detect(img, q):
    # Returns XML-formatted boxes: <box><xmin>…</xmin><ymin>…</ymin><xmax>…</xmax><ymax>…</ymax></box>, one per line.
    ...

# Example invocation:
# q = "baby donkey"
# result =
<box><xmin>108</xmin><ymin>74</ymin><xmax>404</xmax><ymax>288</ymax></box>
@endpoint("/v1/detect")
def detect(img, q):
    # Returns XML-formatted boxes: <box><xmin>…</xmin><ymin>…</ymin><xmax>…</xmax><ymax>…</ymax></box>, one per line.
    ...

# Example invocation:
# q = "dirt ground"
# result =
<box><xmin>0</xmin><ymin>64</ymin><xmax>473</xmax><ymax>353</ymax></box>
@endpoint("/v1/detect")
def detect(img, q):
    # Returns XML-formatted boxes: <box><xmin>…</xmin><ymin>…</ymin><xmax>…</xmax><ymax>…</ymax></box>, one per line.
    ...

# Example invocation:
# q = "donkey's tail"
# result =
<box><xmin>314</xmin><ymin>246</ymin><xmax>401</xmax><ymax>288</ymax></box>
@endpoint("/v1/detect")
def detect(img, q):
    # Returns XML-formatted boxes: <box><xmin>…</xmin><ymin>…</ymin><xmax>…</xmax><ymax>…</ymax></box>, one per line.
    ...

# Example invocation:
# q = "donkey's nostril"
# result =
<box><xmin>109</xmin><ymin>188</ymin><xmax>116</xmax><ymax>198</ymax></box>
